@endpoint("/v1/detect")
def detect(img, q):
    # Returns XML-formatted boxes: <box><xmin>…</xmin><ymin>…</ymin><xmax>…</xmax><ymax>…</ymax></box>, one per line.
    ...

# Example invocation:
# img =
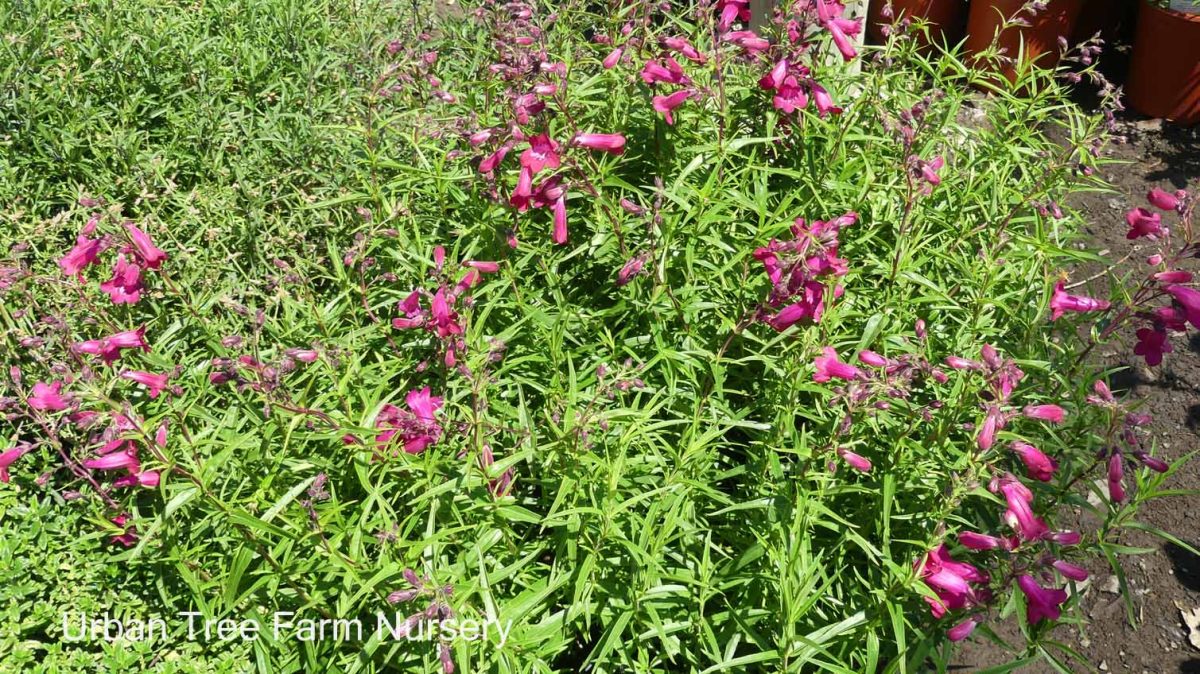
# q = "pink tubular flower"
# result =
<box><xmin>375</xmin><ymin>387</ymin><xmax>444</xmax><ymax>455</ymax></box>
<box><xmin>948</xmin><ymin>618</ymin><xmax>978</xmax><ymax>642</ymax></box>
<box><xmin>662</xmin><ymin>36</ymin><xmax>705</xmax><ymax>64</ymax></box>
<box><xmin>766</xmin><ymin>285</ymin><xmax>825</xmax><ymax>330</ymax></box>
<box><xmin>74</xmin><ymin>326</ymin><xmax>150</xmax><ymax>364</ymax></box>
<box><xmin>59</xmin><ymin>236</ymin><xmax>103</xmax><ymax>277</ymax></box>
<box><xmin>999</xmin><ymin>475</ymin><xmax>1050</xmax><ymax>541</ymax></box>
<box><xmin>1134</xmin><ymin>327</ymin><xmax>1172</xmax><ymax>366</ymax></box>
<box><xmin>1133</xmin><ymin>451</ymin><xmax>1169</xmax><ymax>473</ymax></box>
<box><xmin>945</xmin><ymin>356</ymin><xmax>982</xmax><ymax>371</ymax></box>
<box><xmin>837</xmin><ymin>447</ymin><xmax>872</xmax><ymax>473</ymax></box>
<box><xmin>1107</xmin><ymin>452</ymin><xmax>1125</xmax><ymax>503</ymax></box>
<box><xmin>84</xmin><ymin>447</ymin><xmax>140</xmax><ymax>472</ymax></box>
<box><xmin>1017</xmin><ymin>574</ymin><xmax>1068</xmax><ymax>624</ymax></box>
<box><xmin>120</xmin><ymin>370</ymin><xmax>170</xmax><ymax>399</ymax></box>
<box><xmin>110</xmin><ymin>515</ymin><xmax>139</xmax><ymax>547</ymax></box>
<box><xmin>640</xmin><ymin>57</ymin><xmax>689</xmax><ymax>86</ymax></box>
<box><xmin>652</xmin><ymin>90</ymin><xmax>693</xmax><ymax>126</ymax></box>
<box><xmin>1154</xmin><ymin>270</ymin><xmax>1193</xmax><ymax>284</ymax></box>
<box><xmin>957</xmin><ymin>531</ymin><xmax>1006</xmax><ymax>551</ymax></box>
<box><xmin>1049</xmin><ymin>282</ymin><xmax>1110</xmax><ymax>320</ymax></box>
<box><xmin>602</xmin><ymin>47</ymin><xmax>623</xmax><ymax>70</ymax></box>
<box><xmin>816</xmin><ymin>0</ymin><xmax>862</xmax><ymax>61</ymax></box>
<box><xmin>916</xmin><ymin>545</ymin><xmax>988</xmax><ymax>618</ymax></box>
<box><xmin>1125</xmin><ymin>207</ymin><xmax>1164</xmax><ymax>239</ymax></box>
<box><xmin>552</xmin><ymin>194</ymin><xmax>568</xmax><ymax>245</ymax></box>
<box><xmin>0</xmin><ymin>446</ymin><xmax>30</xmax><ymax>483</ymax></box>
<box><xmin>28</xmin><ymin>381</ymin><xmax>69</xmax><ymax>412</ymax></box>
<box><xmin>1147</xmin><ymin>187</ymin><xmax>1180</xmax><ymax>212</ymax></box>
<box><xmin>616</xmin><ymin>255</ymin><xmax>647</xmax><ymax>287</ymax></box>
<box><xmin>124</xmin><ymin>221</ymin><xmax>167</xmax><ymax>269</ymax></box>
<box><xmin>805</xmin><ymin>82</ymin><xmax>839</xmax><ymax>118</ymax></box>
<box><xmin>479</xmin><ymin>444</ymin><xmax>515</xmax><ymax>498</ymax></box>
<box><xmin>813</xmin><ymin>346</ymin><xmax>861</xmax><ymax>382</ymax></box>
<box><xmin>99</xmin><ymin>254</ymin><xmax>144</xmax><ymax>304</ymax></box>
<box><xmin>920</xmin><ymin>156</ymin><xmax>944</xmax><ymax>187</ymax></box>
<box><xmin>1023</xmin><ymin>404</ymin><xmax>1065</xmax><ymax>424</ymax></box>
<box><xmin>519</xmin><ymin>134</ymin><xmax>561</xmax><ymax>175</ymax></box>
<box><xmin>857</xmin><ymin>350</ymin><xmax>889</xmax><ymax>368</ymax></box>
<box><xmin>478</xmin><ymin>142</ymin><xmax>512</xmax><ymax>174</ymax></box>
<box><xmin>1052</xmin><ymin>559</ymin><xmax>1089</xmax><ymax>582</ymax></box>
<box><xmin>572</xmin><ymin>133</ymin><xmax>626</xmax><ymax>154</ymax></box>
<box><xmin>1010</xmin><ymin>441</ymin><xmax>1058</xmax><ymax>482</ymax></box>
<box><xmin>976</xmin><ymin>407</ymin><xmax>1002</xmax><ymax>451</ymax></box>
<box><xmin>1166</xmin><ymin>285</ymin><xmax>1200</xmax><ymax>328</ymax></box>
<box><xmin>723</xmin><ymin>30</ymin><xmax>770</xmax><ymax>54</ymax></box>
<box><xmin>464</xmin><ymin>260</ymin><xmax>500</xmax><ymax>274</ymax></box>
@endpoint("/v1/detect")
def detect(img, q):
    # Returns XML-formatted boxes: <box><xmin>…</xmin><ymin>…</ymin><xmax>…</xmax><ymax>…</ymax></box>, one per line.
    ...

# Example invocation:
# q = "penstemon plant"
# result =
<box><xmin>0</xmin><ymin>0</ymin><xmax>1192</xmax><ymax>672</ymax></box>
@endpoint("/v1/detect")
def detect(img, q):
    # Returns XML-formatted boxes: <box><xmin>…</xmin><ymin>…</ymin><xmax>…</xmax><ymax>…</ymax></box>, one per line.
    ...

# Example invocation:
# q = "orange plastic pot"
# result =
<box><xmin>1126</xmin><ymin>1</ymin><xmax>1200</xmax><ymax>125</ymax></box>
<box><xmin>964</xmin><ymin>0</ymin><xmax>1083</xmax><ymax>83</ymax></box>
<box><xmin>866</xmin><ymin>0</ymin><xmax>968</xmax><ymax>47</ymax></box>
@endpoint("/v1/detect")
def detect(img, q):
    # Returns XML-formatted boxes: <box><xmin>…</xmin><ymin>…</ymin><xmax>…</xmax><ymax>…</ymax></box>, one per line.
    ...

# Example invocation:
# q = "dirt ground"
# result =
<box><xmin>953</xmin><ymin>82</ymin><xmax>1200</xmax><ymax>673</ymax></box>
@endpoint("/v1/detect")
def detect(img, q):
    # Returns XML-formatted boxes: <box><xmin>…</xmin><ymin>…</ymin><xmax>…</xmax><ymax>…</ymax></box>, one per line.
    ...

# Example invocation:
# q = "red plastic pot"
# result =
<box><xmin>866</xmin><ymin>0</ymin><xmax>968</xmax><ymax>47</ymax></box>
<box><xmin>964</xmin><ymin>0</ymin><xmax>1084</xmax><ymax>83</ymax></box>
<box><xmin>1126</xmin><ymin>0</ymin><xmax>1200</xmax><ymax>125</ymax></box>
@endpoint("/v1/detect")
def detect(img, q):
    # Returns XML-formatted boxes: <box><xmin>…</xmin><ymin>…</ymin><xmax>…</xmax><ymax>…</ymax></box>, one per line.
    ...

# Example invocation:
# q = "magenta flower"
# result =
<box><xmin>1133</xmin><ymin>327</ymin><xmax>1172</xmax><ymax>366</ymax></box>
<box><xmin>552</xmin><ymin>193</ymin><xmax>568</xmax><ymax>245</ymax></box>
<box><xmin>0</xmin><ymin>446</ymin><xmax>30</xmax><ymax>483</ymax></box>
<box><xmin>662</xmin><ymin>36</ymin><xmax>705</xmax><ymax>64</ymax></box>
<box><xmin>1125</xmin><ymin>207</ymin><xmax>1164</xmax><ymax>239</ymax></box>
<box><xmin>287</xmin><ymin>348</ymin><xmax>320</xmax><ymax>363</ymax></box>
<box><xmin>124</xmin><ymin>221</ymin><xmax>167</xmax><ymax>269</ymax></box>
<box><xmin>717</xmin><ymin>0</ymin><xmax>750</xmax><ymax>30</ymax></box>
<box><xmin>375</xmin><ymin>387</ymin><xmax>444</xmax><ymax>455</ymax></box>
<box><xmin>59</xmin><ymin>236</ymin><xmax>103</xmax><ymax>277</ymax></box>
<box><xmin>767</xmin><ymin>282</ymin><xmax>826</xmax><ymax>330</ymax></box>
<box><xmin>572</xmin><ymin>133</ymin><xmax>626</xmax><ymax>154</ymax></box>
<box><xmin>616</xmin><ymin>255</ymin><xmax>647</xmax><ymax>287</ymax></box>
<box><xmin>837</xmin><ymin>447</ymin><xmax>872</xmax><ymax>473</ymax></box>
<box><xmin>479</xmin><ymin>444</ymin><xmax>515</xmax><ymax>498</ymax></box>
<box><xmin>916</xmin><ymin>545</ymin><xmax>988</xmax><ymax>618</ymax></box>
<box><xmin>810</xmin><ymin>82</ymin><xmax>841</xmax><ymax>117</ymax></box>
<box><xmin>976</xmin><ymin>406</ymin><xmax>1002</xmax><ymax>451</ymax></box>
<box><xmin>945</xmin><ymin>356</ymin><xmax>982</xmax><ymax>371</ymax></box>
<box><xmin>1022</xmin><ymin>404</ymin><xmax>1065</xmax><ymax>424</ymax></box>
<box><xmin>1016</xmin><ymin>575</ymin><xmax>1068</xmax><ymax>624</ymax></box>
<box><xmin>813</xmin><ymin>347</ymin><xmax>861</xmax><ymax>382</ymax></box>
<box><xmin>519</xmin><ymin>134</ymin><xmax>561</xmax><ymax>175</ymax></box>
<box><xmin>478</xmin><ymin>142</ymin><xmax>512</xmax><ymax>174</ymax></box>
<box><xmin>815</xmin><ymin>0</ymin><xmax>862</xmax><ymax>62</ymax></box>
<box><xmin>602</xmin><ymin>47</ymin><xmax>623</xmax><ymax>70</ymax></box>
<box><xmin>919</xmin><ymin>156</ymin><xmax>944</xmax><ymax>187</ymax></box>
<box><xmin>74</xmin><ymin>326</ymin><xmax>150</xmax><ymax>364</ymax></box>
<box><xmin>99</xmin><ymin>254</ymin><xmax>144</xmax><ymax>304</ymax></box>
<box><xmin>640</xmin><ymin>58</ymin><xmax>690</xmax><ymax>86</ymax></box>
<box><xmin>28</xmin><ymin>381</ymin><xmax>69</xmax><ymax>412</ymax></box>
<box><xmin>957</xmin><ymin>531</ymin><xmax>1006</xmax><ymax>551</ymax></box>
<box><xmin>652</xmin><ymin>90</ymin><xmax>693</xmax><ymax>126</ymax></box>
<box><xmin>947</xmin><ymin>618</ymin><xmax>978</xmax><ymax>642</ymax></box>
<box><xmin>1166</xmin><ymin>285</ymin><xmax>1200</xmax><ymax>328</ymax></box>
<box><xmin>110</xmin><ymin>514</ymin><xmax>139</xmax><ymax>547</ymax></box>
<box><xmin>84</xmin><ymin>447</ymin><xmax>140</xmax><ymax>472</ymax></box>
<box><xmin>1010</xmin><ymin>441</ymin><xmax>1058</xmax><ymax>482</ymax></box>
<box><xmin>857</xmin><ymin>350</ymin><xmax>889</xmax><ymax>368</ymax></box>
<box><xmin>722</xmin><ymin>30</ymin><xmax>770</xmax><ymax>54</ymax></box>
<box><xmin>120</xmin><ymin>370</ymin><xmax>170</xmax><ymax>399</ymax></box>
<box><xmin>1051</xmin><ymin>559</ymin><xmax>1089</xmax><ymax>582</ymax></box>
<box><xmin>1147</xmin><ymin>187</ymin><xmax>1180</xmax><ymax>212</ymax></box>
<box><xmin>999</xmin><ymin>476</ymin><xmax>1050</xmax><ymax>541</ymax></box>
<box><xmin>1049</xmin><ymin>281</ymin><xmax>1109</xmax><ymax>320</ymax></box>
<box><xmin>1107</xmin><ymin>452</ymin><xmax>1125</xmax><ymax>503</ymax></box>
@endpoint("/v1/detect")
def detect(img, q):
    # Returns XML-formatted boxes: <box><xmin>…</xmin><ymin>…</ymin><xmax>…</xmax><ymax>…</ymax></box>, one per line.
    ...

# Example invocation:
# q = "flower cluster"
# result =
<box><xmin>391</xmin><ymin>246</ymin><xmax>500</xmax><ymax>369</ymax></box>
<box><xmin>59</xmin><ymin>206</ymin><xmax>168</xmax><ymax>305</ymax></box>
<box><xmin>754</xmin><ymin>212</ymin><xmax>857</xmax><ymax>330</ymax></box>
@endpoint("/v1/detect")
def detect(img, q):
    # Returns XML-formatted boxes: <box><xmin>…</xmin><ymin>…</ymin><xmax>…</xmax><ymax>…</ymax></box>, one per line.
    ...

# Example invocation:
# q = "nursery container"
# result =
<box><xmin>1126</xmin><ymin>0</ymin><xmax>1200</xmax><ymax>125</ymax></box>
<box><xmin>964</xmin><ymin>0</ymin><xmax>1084</xmax><ymax>83</ymax></box>
<box><xmin>866</xmin><ymin>0</ymin><xmax>968</xmax><ymax>47</ymax></box>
